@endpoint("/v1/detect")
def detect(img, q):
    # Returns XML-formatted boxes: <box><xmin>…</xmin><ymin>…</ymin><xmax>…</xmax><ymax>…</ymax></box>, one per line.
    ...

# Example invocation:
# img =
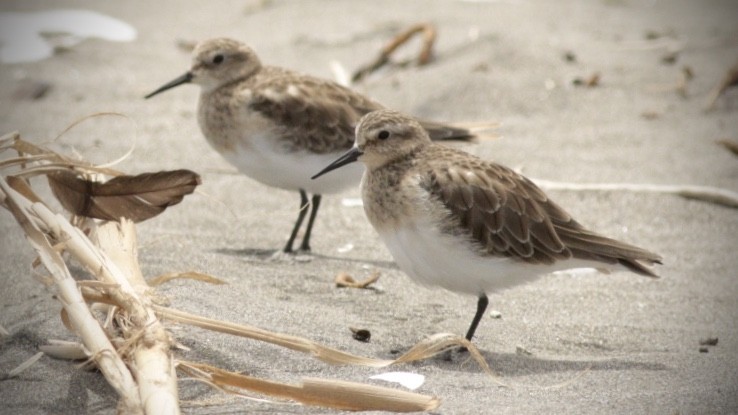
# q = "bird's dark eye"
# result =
<box><xmin>378</xmin><ymin>130</ymin><xmax>390</xmax><ymax>140</ymax></box>
<box><xmin>212</xmin><ymin>54</ymin><xmax>225</xmax><ymax>64</ymax></box>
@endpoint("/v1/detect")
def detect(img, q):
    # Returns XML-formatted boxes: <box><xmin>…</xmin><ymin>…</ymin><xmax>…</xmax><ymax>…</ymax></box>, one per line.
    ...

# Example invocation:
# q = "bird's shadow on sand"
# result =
<box><xmin>404</xmin><ymin>348</ymin><xmax>667</xmax><ymax>378</ymax></box>
<box><xmin>215</xmin><ymin>247</ymin><xmax>398</xmax><ymax>269</ymax></box>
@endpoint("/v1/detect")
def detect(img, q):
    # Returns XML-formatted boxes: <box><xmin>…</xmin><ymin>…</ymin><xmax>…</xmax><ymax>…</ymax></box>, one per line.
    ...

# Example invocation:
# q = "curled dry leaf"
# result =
<box><xmin>48</xmin><ymin>169</ymin><xmax>201</xmax><ymax>223</ymax></box>
<box><xmin>335</xmin><ymin>271</ymin><xmax>380</xmax><ymax>289</ymax></box>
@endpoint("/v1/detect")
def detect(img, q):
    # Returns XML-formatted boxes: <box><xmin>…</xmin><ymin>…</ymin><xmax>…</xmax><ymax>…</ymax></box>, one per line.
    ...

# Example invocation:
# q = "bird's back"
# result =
<box><xmin>417</xmin><ymin>144</ymin><xmax>662</xmax><ymax>277</ymax></box>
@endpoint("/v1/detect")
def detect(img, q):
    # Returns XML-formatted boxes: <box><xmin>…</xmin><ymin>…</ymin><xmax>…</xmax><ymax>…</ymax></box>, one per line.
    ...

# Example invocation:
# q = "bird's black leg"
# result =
<box><xmin>465</xmin><ymin>294</ymin><xmax>489</xmax><ymax>341</ymax></box>
<box><xmin>283</xmin><ymin>189</ymin><xmax>310</xmax><ymax>253</ymax></box>
<box><xmin>299</xmin><ymin>194</ymin><xmax>321</xmax><ymax>251</ymax></box>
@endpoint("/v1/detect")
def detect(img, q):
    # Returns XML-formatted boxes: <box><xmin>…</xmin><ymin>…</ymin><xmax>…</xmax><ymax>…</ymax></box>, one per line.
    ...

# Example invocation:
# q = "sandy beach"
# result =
<box><xmin>1</xmin><ymin>0</ymin><xmax>737</xmax><ymax>413</ymax></box>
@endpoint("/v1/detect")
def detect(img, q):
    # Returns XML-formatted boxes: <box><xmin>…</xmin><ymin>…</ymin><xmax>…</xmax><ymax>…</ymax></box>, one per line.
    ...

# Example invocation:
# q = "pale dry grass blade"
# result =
<box><xmin>40</xmin><ymin>340</ymin><xmax>91</xmax><ymax>361</ymax></box>
<box><xmin>148</xmin><ymin>271</ymin><xmax>227</xmax><ymax>287</ymax></box>
<box><xmin>335</xmin><ymin>271</ymin><xmax>380</xmax><ymax>289</ymax></box>
<box><xmin>179</xmin><ymin>361</ymin><xmax>440</xmax><ymax>412</ymax></box>
<box><xmin>532</xmin><ymin>179</ymin><xmax>738</xmax><ymax>209</ymax></box>
<box><xmin>156</xmin><ymin>305</ymin><xmax>498</xmax><ymax>381</ymax></box>
<box><xmin>2</xmin><ymin>352</ymin><xmax>44</xmax><ymax>380</ymax></box>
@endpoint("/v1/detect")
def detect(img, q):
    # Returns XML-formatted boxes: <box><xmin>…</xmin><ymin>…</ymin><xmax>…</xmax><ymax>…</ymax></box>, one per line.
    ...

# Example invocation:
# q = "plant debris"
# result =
<box><xmin>2</xmin><ymin>129</ymin><xmax>504</xmax><ymax>412</ymax></box>
<box><xmin>148</xmin><ymin>271</ymin><xmax>227</xmax><ymax>287</ymax></box>
<box><xmin>716</xmin><ymin>139</ymin><xmax>738</xmax><ymax>157</ymax></box>
<box><xmin>352</xmin><ymin>22</ymin><xmax>437</xmax><ymax>83</ymax></box>
<box><xmin>563</xmin><ymin>51</ymin><xmax>577</xmax><ymax>63</ymax></box>
<box><xmin>705</xmin><ymin>60</ymin><xmax>738</xmax><ymax>111</ymax></box>
<box><xmin>572</xmin><ymin>72</ymin><xmax>600</xmax><ymax>87</ymax></box>
<box><xmin>0</xmin><ymin>352</ymin><xmax>44</xmax><ymax>380</ymax></box>
<box><xmin>48</xmin><ymin>169</ymin><xmax>201</xmax><ymax>223</ymax></box>
<box><xmin>335</xmin><ymin>271</ymin><xmax>380</xmax><ymax>289</ymax></box>
<box><xmin>531</xmin><ymin>178</ymin><xmax>738</xmax><ymax>209</ymax></box>
<box><xmin>699</xmin><ymin>337</ymin><xmax>718</xmax><ymax>346</ymax></box>
<box><xmin>12</xmin><ymin>79</ymin><xmax>52</xmax><ymax>100</ymax></box>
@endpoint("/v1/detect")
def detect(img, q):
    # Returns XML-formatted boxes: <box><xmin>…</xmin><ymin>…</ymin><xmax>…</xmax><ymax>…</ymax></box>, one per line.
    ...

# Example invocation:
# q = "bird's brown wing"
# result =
<box><xmin>248</xmin><ymin>68</ymin><xmax>382</xmax><ymax>154</ymax></box>
<box><xmin>422</xmin><ymin>146</ymin><xmax>661</xmax><ymax>275</ymax></box>
<box><xmin>248</xmin><ymin>67</ymin><xmax>473</xmax><ymax>153</ymax></box>
<box><xmin>418</xmin><ymin>119</ymin><xmax>475</xmax><ymax>142</ymax></box>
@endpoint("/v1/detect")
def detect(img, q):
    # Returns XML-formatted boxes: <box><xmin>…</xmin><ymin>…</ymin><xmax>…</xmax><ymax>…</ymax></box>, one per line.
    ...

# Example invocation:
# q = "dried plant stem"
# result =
<box><xmin>0</xmin><ymin>180</ymin><xmax>143</xmax><ymax>413</ymax></box>
<box><xmin>352</xmin><ymin>22</ymin><xmax>437</xmax><ymax>83</ymax></box>
<box><xmin>179</xmin><ymin>361</ymin><xmax>440</xmax><ymax>412</ymax></box>
<box><xmin>93</xmin><ymin>220</ymin><xmax>180</xmax><ymax>415</ymax></box>
<box><xmin>155</xmin><ymin>305</ymin><xmax>382</xmax><ymax>366</ymax></box>
<box><xmin>532</xmin><ymin>179</ymin><xmax>738</xmax><ymax>209</ymax></box>
<box><xmin>155</xmin><ymin>306</ymin><xmax>499</xmax><ymax>382</ymax></box>
<box><xmin>2</xmin><ymin>178</ymin><xmax>179</xmax><ymax>414</ymax></box>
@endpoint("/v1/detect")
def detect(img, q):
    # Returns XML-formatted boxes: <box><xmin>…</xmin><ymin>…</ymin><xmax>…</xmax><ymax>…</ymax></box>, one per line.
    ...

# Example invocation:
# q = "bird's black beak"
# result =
<box><xmin>145</xmin><ymin>72</ymin><xmax>194</xmax><ymax>99</ymax></box>
<box><xmin>311</xmin><ymin>147</ymin><xmax>363</xmax><ymax>179</ymax></box>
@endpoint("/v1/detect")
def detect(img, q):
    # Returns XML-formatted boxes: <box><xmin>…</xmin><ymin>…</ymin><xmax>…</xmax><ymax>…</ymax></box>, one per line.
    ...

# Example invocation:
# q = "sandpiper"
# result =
<box><xmin>146</xmin><ymin>38</ymin><xmax>473</xmax><ymax>253</ymax></box>
<box><xmin>313</xmin><ymin>110</ymin><xmax>661</xmax><ymax>342</ymax></box>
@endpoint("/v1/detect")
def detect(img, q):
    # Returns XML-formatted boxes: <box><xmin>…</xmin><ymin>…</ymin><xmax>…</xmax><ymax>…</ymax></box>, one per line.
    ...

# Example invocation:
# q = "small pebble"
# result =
<box><xmin>350</xmin><ymin>327</ymin><xmax>371</xmax><ymax>342</ymax></box>
<box><xmin>515</xmin><ymin>345</ymin><xmax>532</xmax><ymax>356</ymax></box>
<box><xmin>489</xmin><ymin>310</ymin><xmax>502</xmax><ymax>319</ymax></box>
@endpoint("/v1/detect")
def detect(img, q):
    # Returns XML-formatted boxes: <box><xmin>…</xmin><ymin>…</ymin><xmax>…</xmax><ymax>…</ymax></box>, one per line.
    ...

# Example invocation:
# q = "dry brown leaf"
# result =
<box><xmin>6</xmin><ymin>176</ymin><xmax>43</xmax><ymax>203</ymax></box>
<box><xmin>148</xmin><ymin>271</ymin><xmax>227</xmax><ymax>287</ymax></box>
<box><xmin>335</xmin><ymin>271</ymin><xmax>380</xmax><ymax>289</ymax></box>
<box><xmin>179</xmin><ymin>361</ymin><xmax>440</xmax><ymax>412</ymax></box>
<box><xmin>48</xmin><ymin>169</ymin><xmax>200</xmax><ymax>222</ymax></box>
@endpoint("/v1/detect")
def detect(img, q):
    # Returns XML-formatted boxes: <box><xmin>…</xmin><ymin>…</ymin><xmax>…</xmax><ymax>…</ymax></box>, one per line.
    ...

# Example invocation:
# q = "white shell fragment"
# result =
<box><xmin>370</xmin><ymin>372</ymin><xmax>426</xmax><ymax>390</ymax></box>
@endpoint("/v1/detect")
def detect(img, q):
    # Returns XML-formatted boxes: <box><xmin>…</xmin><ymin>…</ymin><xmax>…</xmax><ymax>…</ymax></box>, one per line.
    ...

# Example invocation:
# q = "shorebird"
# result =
<box><xmin>146</xmin><ymin>38</ymin><xmax>473</xmax><ymax>253</ymax></box>
<box><xmin>313</xmin><ymin>109</ymin><xmax>661</xmax><ymax>341</ymax></box>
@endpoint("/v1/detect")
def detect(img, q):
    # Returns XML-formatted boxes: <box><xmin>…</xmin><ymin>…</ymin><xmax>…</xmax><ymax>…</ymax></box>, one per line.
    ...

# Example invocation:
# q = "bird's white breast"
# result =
<box><xmin>377</xmin><ymin>215</ymin><xmax>610</xmax><ymax>296</ymax></box>
<box><xmin>198</xmin><ymin>90</ymin><xmax>363</xmax><ymax>194</ymax></box>
<box><xmin>222</xmin><ymin>132</ymin><xmax>364</xmax><ymax>194</ymax></box>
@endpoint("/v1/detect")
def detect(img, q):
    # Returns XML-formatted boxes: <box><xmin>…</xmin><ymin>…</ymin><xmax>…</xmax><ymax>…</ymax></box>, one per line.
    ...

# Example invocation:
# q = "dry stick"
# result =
<box><xmin>532</xmin><ymin>179</ymin><xmax>738</xmax><ymax>209</ymax></box>
<box><xmin>352</xmin><ymin>23</ymin><xmax>437</xmax><ymax>83</ymax></box>
<box><xmin>0</xmin><ymin>179</ymin><xmax>143</xmax><ymax>414</ymax></box>
<box><xmin>705</xmin><ymin>61</ymin><xmax>738</xmax><ymax>111</ymax></box>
